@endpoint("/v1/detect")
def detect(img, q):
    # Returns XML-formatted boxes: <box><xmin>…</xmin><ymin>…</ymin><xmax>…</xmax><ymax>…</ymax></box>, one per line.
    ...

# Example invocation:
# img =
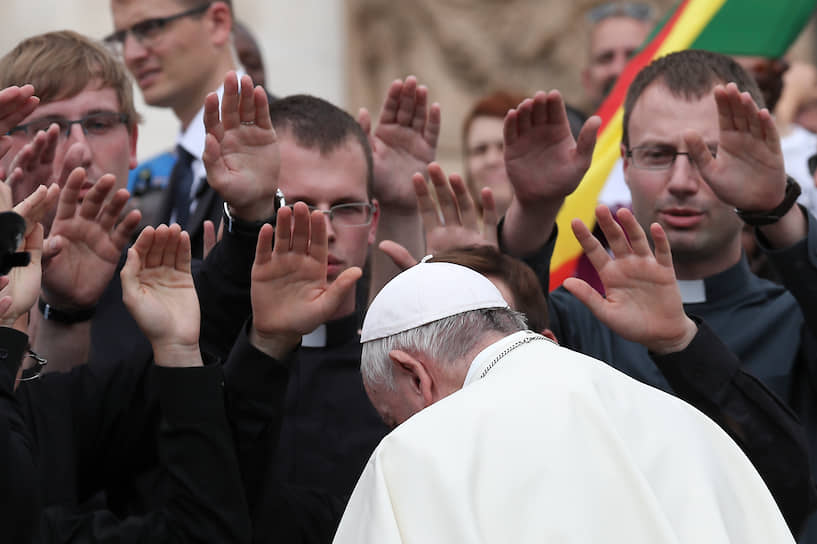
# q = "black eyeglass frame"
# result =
<box><xmin>6</xmin><ymin>112</ymin><xmax>130</xmax><ymax>139</ymax></box>
<box><xmin>587</xmin><ymin>2</ymin><xmax>654</xmax><ymax>23</ymax></box>
<box><xmin>103</xmin><ymin>3</ymin><xmax>212</xmax><ymax>48</ymax></box>
<box><xmin>626</xmin><ymin>145</ymin><xmax>718</xmax><ymax>171</ymax></box>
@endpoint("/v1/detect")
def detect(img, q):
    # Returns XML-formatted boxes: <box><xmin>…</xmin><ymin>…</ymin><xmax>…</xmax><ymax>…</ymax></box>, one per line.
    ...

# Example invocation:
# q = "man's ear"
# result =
<box><xmin>207</xmin><ymin>1</ymin><xmax>233</xmax><ymax>47</ymax></box>
<box><xmin>128</xmin><ymin>124</ymin><xmax>139</xmax><ymax>170</ymax></box>
<box><xmin>367</xmin><ymin>198</ymin><xmax>380</xmax><ymax>246</ymax></box>
<box><xmin>620</xmin><ymin>142</ymin><xmax>631</xmax><ymax>187</ymax></box>
<box><xmin>389</xmin><ymin>348</ymin><xmax>434</xmax><ymax>408</ymax></box>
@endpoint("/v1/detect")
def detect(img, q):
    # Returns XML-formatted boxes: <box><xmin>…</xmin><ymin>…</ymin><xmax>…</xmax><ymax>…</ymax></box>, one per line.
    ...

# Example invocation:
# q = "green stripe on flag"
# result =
<box><xmin>692</xmin><ymin>0</ymin><xmax>816</xmax><ymax>57</ymax></box>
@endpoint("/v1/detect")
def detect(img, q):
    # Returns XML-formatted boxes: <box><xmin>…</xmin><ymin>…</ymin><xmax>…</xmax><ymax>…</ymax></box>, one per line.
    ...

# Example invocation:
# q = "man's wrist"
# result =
<box><xmin>225</xmin><ymin>188</ymin><xmax>286</xmax><ymax>225</ymax></box>
<box><xmin>152</xmin><ymin>342</ymin><xmax>203</xmax><ymax>368</ymax></box>
<box><xmin>37</xmin><ymin>297</ymin><xmax>96</xmax><ymax>324</ymax></box>
<box><xmin>647</xmin><ymin>316</ymin><xmax>699</xmax><ymax>355</ymax></box>
<box><xmin>249</xmin><ymin>326</ymin><xmax>301</xmax><ymax>360</ymax></box>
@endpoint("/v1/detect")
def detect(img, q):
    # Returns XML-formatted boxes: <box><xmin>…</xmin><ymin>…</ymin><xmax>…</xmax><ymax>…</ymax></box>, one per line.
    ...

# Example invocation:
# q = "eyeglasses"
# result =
<box><xmin>304</xmin><ymin>203</ymin><xmax>375</xmax><ymax>227</ymax></box>
<box><xmin>6</xmin><ymin>112</ymin><xmax>130</xmax><ymax>140</ymax></box>
<box><xmin>103</xmin><ymin>3</ymin><xmax>211</xmax><ymax>56</ymax></box>
<box><xmin>626</xmin><ymin>144</ymin><xmax>718</xmax><ymax>170</ymax></box>
<box><xmin>18</xmin><ymin>350</ymin><xmax>47</xmax><ymax>382</ymax></box>
<box><xmin>587</xmin><ymin>2</ymin><xmax>654</xmax><ymax>23</ymax></box>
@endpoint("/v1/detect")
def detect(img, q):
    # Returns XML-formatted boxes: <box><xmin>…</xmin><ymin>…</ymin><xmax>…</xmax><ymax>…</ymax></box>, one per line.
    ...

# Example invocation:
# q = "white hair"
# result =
<box><xmin>361</xmin><ymin>308</ymin><xmax>527</xmax><ymax>391</ymax></box>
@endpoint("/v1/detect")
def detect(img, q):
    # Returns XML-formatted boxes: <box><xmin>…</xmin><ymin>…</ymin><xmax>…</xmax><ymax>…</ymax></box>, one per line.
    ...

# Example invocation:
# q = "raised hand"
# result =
<box><xmin>249</xmin><ymin>202</ymin><xmax>362</xmax><ymax>358</ymax></box>
<box><xmin>0</xmin><ymin>85</ymin><xmax>40</xmax><ymax>165</ymax></box>
<box><xmin>121</xmin><ymin>224</ymin><xmax>201</xmax><ymax>367</ymax></box>
<box><xmin>563</xmin><ymin>205</ymin><xmax>697</xmax><ymax>354</ymax></box>
<box><xmin>203</xmin><ymin>71</ymin><xmax>279</xmax><ymax>221</ymax></box>
<box><xmin>361</xmin><ymin>75</ymin><xmax>440</xmax><ymax>208</ymax></box>
<box><xmin>41</xmin><ymin>167</ymin><xmax>141</xmax><ymax>309</ymax></box>
<box><xmin>504</xmin><ymin>90</ymin><xmax>600</xmax><ymax>206</ymax></box>
<box><xmin>3</xmin><ymin>124</ymin><xmax>59</xmax><ymax>205</ymax></box>
<box><xmin>0</xmin><ymin>223</ymin><xmax>43</xmax><ymax>328</ymax></box>
<box><xmin>684</xmin><ymin>83</ymin><xmax>786</xmax><ymax>211</ymax></box>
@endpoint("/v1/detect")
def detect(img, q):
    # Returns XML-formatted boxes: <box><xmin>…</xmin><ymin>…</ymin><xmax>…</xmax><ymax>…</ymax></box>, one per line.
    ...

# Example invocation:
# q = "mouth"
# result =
<box><xmin>135</xmin><ymin>68</ymin><xmax>161</xmax><ymax>89</ymax></box>
<box><xmin>327</xmin><ymin>255</ymin><xmax>343</xmax><ymax>277</ymax></box>
<box><xmin>658</xmin><ymin>207</ymin><xmax>705</xmax><ymax>229</ymax></box>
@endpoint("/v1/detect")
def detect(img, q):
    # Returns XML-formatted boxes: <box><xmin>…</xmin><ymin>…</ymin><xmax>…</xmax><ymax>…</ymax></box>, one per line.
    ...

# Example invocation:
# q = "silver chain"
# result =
<box><xmin>480</xmin><ymin>334</ymin><xmax>548</xmax><ymax>379</ymax></box>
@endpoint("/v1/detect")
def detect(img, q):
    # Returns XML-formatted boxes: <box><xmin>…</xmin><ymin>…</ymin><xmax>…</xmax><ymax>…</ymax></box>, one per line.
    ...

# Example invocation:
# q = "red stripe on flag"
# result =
<box><xmin>550</xmin><ymin>257</ymin><xmax>580</xmax><ymax>292</ymax></box>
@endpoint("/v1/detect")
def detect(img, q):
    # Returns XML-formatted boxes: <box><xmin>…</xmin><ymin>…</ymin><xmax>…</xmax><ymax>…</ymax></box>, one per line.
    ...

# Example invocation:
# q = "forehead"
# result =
<box><xmin>467</xmin><ymin>116</ymin><xmax>504</xmax><ymax>145</ymax></box>
<box><xmin>24</xmin><ymin>84</ymin><xmax>122</xmax><ymax>121</ymax></box>
<box><xmin>590</xmin><ymin>16</ymin><xmax>651</xmax><ymax>56</ymax></box>
<box><xmin>276</xmin><ymin>133</ymin><xmax>369</xmax><ymax>203</ymax></box>
<box><xmin>627</xmin><ymin>82</ymin><xmax>718</xmax><ymax>145</ymax></box>
<box><xmin>111</xmin><ymin>0</ymin><xmax>188</xmax><ymax>26</ymax></box>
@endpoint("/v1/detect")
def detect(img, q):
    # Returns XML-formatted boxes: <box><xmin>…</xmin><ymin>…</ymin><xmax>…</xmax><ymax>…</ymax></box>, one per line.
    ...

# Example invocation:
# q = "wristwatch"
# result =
<box><xmin>222</xmin><ymin>188</ymin><xmax>286</xmax><ymax>235</ymax></box>
<box><xmin>735</xmin><ymin>176</ymin><xmax>801</xmax><ymax>227</ymax></box>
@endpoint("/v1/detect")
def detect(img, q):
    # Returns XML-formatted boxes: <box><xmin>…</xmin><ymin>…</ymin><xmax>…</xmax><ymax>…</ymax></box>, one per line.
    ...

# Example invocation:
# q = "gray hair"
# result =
<box><xmin>361</xmin><ymin>308</ymin><xmax>527</xmax><ymax>391</ymax></box>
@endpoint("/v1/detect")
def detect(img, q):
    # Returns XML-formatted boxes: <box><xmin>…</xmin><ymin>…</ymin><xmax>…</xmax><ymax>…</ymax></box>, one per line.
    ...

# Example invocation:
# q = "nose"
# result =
<box><xmin>122</xmin><ymin>32</ymin><xmax>148</xmax><ymax>66</ymax></box>
<box><xmin>485</xmin><ymin>143</ymin><xmax>504</xmax><ymax>166</ymax></box>
<box><xmin>665</xmin><ymin>154</ymin><xmax>701</xmax><ymax>197</ymax></box>
<box><xmin>59</xmin><ymin>128</ymin><xmax>93</xmax><ymax>177</ymax></box>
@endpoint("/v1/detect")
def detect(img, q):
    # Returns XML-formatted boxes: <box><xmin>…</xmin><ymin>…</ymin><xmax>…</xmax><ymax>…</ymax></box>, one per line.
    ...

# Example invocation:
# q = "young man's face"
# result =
<box><xmin>583</xmin><ymin>16</ymin><xmax>651</xmax><ymax>107</ymax></box>
<box><xmin>622</xmin><ymin>81</ymin><xmax>743</xmax><ymax>272</ymax></box>
<box><xmin>2</xmin><ymin>82</ymin><xmax>137</xmax><ymax>218</ymax></box>
<box><xmin>276</xmin><ymin>131</ymin><xmax>379</xmax><ymax>319</ymax></box>
<box><xmin>111</xmin><ymin>0</ymin><xmax>219</xmax><ymax>115</ymax></box>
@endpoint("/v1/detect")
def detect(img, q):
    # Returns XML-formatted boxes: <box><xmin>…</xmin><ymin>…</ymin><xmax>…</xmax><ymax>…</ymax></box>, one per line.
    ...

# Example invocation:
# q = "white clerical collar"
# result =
<box><xmin>463</xmin><ymin>330</ymin><xmax>545</xmax><ymax>387</ymax></box>
<box><xmin>302</xmin><ymin>324</ymin><xmax>327</xmax><ymax>348</ymax></box>
<box><xmin>677</xmin><ymin>279</ymin><xmax>707</xmax><ymax>304</ymax></box>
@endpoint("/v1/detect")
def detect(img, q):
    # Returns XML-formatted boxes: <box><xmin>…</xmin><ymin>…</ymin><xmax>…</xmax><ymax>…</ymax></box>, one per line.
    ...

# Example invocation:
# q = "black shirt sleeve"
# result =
<box><xmin>652</xmin><ymin>318</ymin><xmax>817</xmax><ymax>536</ymax></box>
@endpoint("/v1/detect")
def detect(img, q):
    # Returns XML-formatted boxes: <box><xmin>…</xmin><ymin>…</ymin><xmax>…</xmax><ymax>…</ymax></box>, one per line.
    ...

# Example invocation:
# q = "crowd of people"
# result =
<box><xmin>1</xmin><ymin>0</ymin><xmax>817</xmax><ymax>542</ymax></box>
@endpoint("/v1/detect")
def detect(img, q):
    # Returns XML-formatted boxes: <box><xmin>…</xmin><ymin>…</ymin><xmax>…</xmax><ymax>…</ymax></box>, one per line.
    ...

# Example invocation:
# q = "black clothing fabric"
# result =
<box><xmin>169</xmin><ymin>145</ymin><xmax>195</xmax><ymax>229</ymax></box>
<box><xmin>197</xmin><ymin>226</ymin><xmax>389</xmax><ymax>541</ymax></box>
<box><xmin>535</xmin><ymin>210</ymin><xmax>817</xmax><ymax>537</ymax></box>
<box><xmin>157</xmin><ymin>175</ymin><xmax>223</xmax><ymax>261</ymax></box>
<box><xmin>0</xmin><ymin>326</ymin><xmax>40</xmax><ymax>543</ymax></box>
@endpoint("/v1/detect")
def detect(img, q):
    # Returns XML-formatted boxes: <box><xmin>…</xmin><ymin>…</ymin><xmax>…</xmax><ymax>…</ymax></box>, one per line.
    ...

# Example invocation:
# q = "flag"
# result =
<box><xmin>550</xmin><ymin>0</ymin><xmax>817</xmax><ymax>290</ymax></box>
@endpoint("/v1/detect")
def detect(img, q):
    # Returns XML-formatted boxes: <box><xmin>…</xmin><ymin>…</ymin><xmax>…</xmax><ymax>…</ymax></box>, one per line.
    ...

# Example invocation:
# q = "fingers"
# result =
<box><xmin>54</xmin><ymin>167</ymin><xmax>85</xmax><ymax>220</ymax></box>
<box><xmin>14</xmin><ymin>184</ymin><xmax>59</xmax><ymax>233</ymax></box>
<box><xmin>238</xmin><ymin>74</ymin><xmax>256</xmax><ymax>125</ymax></box>
<box><xmin>145</xmin><ymin>225</ymin><xmax>171</xmax><ymax>269</ymax></box>
<box><xmin>120</xmin><ymin>246</ymin><xmax>142</xmax><ymax>296</ymax></box>
<box><xmin>449</xmin><ymin>173</ymin><xmax>478</xmax><ymax>230</ymax></box>
<box><xmin>425</xmin><ymin>102</ymin><xmax>441</xmax><ymax>149</ymax></box>
<box><xmin>290</xmin><ymin>202</ymin><xmax>311</xmax><ymax>254</ymax></box>
<box><xmin>357</xmin><ymin>107</ymin><xmax>372</xmax><ymax>136</ymax></box>
<box><xmin>413</xmin><ymin>172</ymin><xmax>440</xmax><ymax>231</ymax></box>
<box><xmin>130</xmin><ymin>226</ymin><xmax>155</xmax><ymax>265</ymax></box>
<box><xmin>253</xmin><ymin>85</ymin><xmax>273</xmax><ymax>130</ymax></box>
<box><xmin>682</xmin><ymin>129</ymin><xmax>716</xmax><ymax>175</ymax></box>
<box><xmin>0</xmin><ymin>85</ymin><xmax>39</xmax><ymax>135</ymax></box>
<box><xmin>308</xmin><ymin>208</ymin><xmax>328</xmax><ymax>265</ymax></box>
<box><xmin>563</xmin><ymin>276</ymin><xmax>607</xmax><ymax>318</ymax></box>
<box><xmin>254</xmin><ymin>223</ymin><xmax>275</xmax><ymax>266</ymax></box>
<box><xmin>378</xmin><ymin>240</ymin><xmax>418</xmax><ymax>271</ymax></box>
<box><xmin>96</xmin><ymin>188</ymin><xmax>130</xmax><ymax>231</ymax></box>
<box><xmin>176</xmin><ymin>231</ymin><xmax>192</xmax><ymax>274</ymax></box>
<box><xmin>480</xmin><ymin>188</ymin><xmax>499</xmax><ymax>246</ymax></box>
<box><xmin>161</xmin><ymin>224</ymin><xmax>183</xmax><ymax>268</ymax></box>
<box><xmin>650</xmin><ymin>222</ymin><xmax>673</xmax><ymax>268</ymax></box>
<box><xmin>570</xmin><ymin>216</ymin><xmax>610</xmax><ymax>274</ymax></box>
<box><xmin>272</xmin><ymin>205</ymin><xmax>292</xmax><ymax>254</ymax></box>
<box><xmin>220</xmin><ymin>71</ymin><xmax>241</xmax><ymax>131</ymax></box>
<box><xmin>395</xmin><ymin>76</ymin><xmax>418</xmax><ymax>126</ymax></box>
<box><xmin>203</xmin><ymin>92</ymin><xmax>224</xmax><ymax>142</ymax></box>
<box><xmin>615</xmin><ymin>208</ymin><xmax>651</xmax><ymax>256</ymax></box>
<box><xmin>428</xmin><ymin>163</ymin><xmax>459</xmax><ymax>225</ymax></box>
<box><xmin>576</xmin><ymin>115</ymin><xmax>601</xmax><ymax>164</ymax></box>
<box><xmin>595</xmin><ymin>205</ymin><xmax>631</xmax><ymax>257</ymax></box>
<box><xmin>503</xmin><ymin>108</ymin><xmax>519</xmax><ymax>148</ymax></box>
<box><xmin>111</xmin><ymin>209</ymin><xmax>142</xmax><ymax>251</ymax></box>
<box><xmin>411</xmin><ymin>84</ymin><xmax>428</xmax><ymax>134</ymax></box>
<box><xmin>544</xmin><ymin>90</ymin><xmax>568</xmax><ymax>128</ymax></box>
<box><xmin>78</xmin><ymin>174</ymin><xmax>116</xmax><ymax>221</ymax></box>
<box><xmin>203</xmin><ymin>220</ymin><xmax>216</xmax><ymax>259</ymax></box>
<box><xmin>378</xmin><ymin>79</ymin><xmax>403</xmax><ymax>125</ymax></box>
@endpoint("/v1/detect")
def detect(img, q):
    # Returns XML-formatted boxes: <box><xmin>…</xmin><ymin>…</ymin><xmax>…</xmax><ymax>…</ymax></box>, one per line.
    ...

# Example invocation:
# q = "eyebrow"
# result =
<box><xmin>26</xmin><ymin>109</ymin><xmax>121</xmax><ymax>122</ymax></box>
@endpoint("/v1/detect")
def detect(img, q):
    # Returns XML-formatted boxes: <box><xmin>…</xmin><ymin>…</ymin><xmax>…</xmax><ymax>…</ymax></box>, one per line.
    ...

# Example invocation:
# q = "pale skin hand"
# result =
<box><xmin>249</xmin><ymin>202</ymin><xmax>362</xmax><ymax>359</ymax></box>
<box><xmin>563</xmin><ymin>205</ymin><xmax>697</xmax><ymax>355</ymax></box>
<box><xmin>502</xmin><ymin>90</ymin><xmax>601</xmax><ymax>255</ymax></box>
<box><xmin>3</xmin><ymin>124</ymin><xmax>59</xmax><ymax>202</ymax></box>
<box><xmin>358</xmin><ymin>75</ymin><xmax>441</xmax><ymax>209</ymax></box>
<box><xmin>684</xmin><ymin>83</ymin><xmax>787</xmax><ymax>212</ymax></box>
<box><xmin>0</xmin><ymin>85</ymin><xmax>40</xmax><ymax>168</ymax></box>
<box><xmin>41</xmin><ymin>167</ymin><xmax>141</xmax><ymax>309</ymax></box>
<box><xmin>203</xmin><ymin>71</ymin><xmax>279</xmax><ymax>221</ymax></box>
<box><xmin>121</xmin><ymin>224</ymin><xmax>202</xmax><ymax>367</ymax></box>
<box><xmin>202</xmin><ymin>218</ymin><xmax>223</xmax><ymax>260</ymax></box>
<box><xmin>379</xmin><ymin>161</ymin><xmax>499</xmax><ymax>270</ymax></box>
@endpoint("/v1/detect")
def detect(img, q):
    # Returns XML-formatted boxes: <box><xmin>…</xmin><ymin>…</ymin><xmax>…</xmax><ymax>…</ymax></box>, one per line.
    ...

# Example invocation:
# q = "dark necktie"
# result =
<box><xmin>170</xmin><ymin>145</ymin><xmax>195</xmax><ymax>228</ymax></box>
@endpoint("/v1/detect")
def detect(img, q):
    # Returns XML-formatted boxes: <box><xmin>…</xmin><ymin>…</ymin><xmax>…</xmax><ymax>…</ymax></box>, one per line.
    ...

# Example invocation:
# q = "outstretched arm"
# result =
<box><xmin>502</xmin><ymin>90</ymin><xmax>600</xmax><ymax>257</ymax></box>
<box><xmin>365</xmin><ymin>76</ymin><xmax>440</xmax><ymax>301</ymax></box>
<box><xmin>565</xmin><ymin>204</ymin><xmax>817</xmax><ymax>534</ymax></box>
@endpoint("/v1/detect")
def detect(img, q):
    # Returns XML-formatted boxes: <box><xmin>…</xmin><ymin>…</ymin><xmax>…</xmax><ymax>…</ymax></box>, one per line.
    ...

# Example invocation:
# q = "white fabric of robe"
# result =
<box><xmin>334</xmin><ymin>331</ymin><xmax>793</xmax><ymax>544</ymax></box>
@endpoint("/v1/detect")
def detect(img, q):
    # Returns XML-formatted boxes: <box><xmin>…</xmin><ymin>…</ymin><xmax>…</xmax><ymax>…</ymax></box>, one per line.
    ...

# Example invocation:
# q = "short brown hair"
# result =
<box><xmin>429</xmin><ymin>245</ymin><xmax>549</xmax><ymax>333</ymax></box>
<box><xmin>622</xmin><ymin>49</ymin><xmax>763</xmax><ymax>148</ymax></box>
<box><xmin>0</xmin><ymin>30</ymin><xmax>141</xmax><ymax>127</ymax></box>
<box><xmin>461</xmin><ymin>90</ymin><xmax>527</xmax><ymax>146</ymax></box>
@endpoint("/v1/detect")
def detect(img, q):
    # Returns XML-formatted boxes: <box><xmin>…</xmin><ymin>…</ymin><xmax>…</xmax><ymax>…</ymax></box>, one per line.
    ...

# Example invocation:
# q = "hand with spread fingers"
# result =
<box><xmin>249</xmin><ymin>202</ymin><xmax>362</xmax><ymax>358</ymax></box>
<box><xmin>563</xmin><ymin>205</ymin><xmax>697</xmax><ymax>354</ymax></box>
<box><xmin>379</xmin><ymin>161</ymin><xmax>498</xmax><ymax>271</ymax></box>
<box><xmin>41</xmin><ymin>167</ymin><xmax>141</xmax><ymax>310</ymax></box>
<box><xmin>4</xmin><ymin>124</ymin><xmax>59</xmax><ymax>205</ymax></box>
<box><xmin>359</xmin><ymin>75</ymin><xmax>440</xmax><ymax>209</ymax></box>
<box><xmin>203</xmin><ymin>71</ymin><xmax>279</xmax><ymax>221</ymax></box>
<box><xmin>121</xmin><ymin>224</ymin><xmax>202</xmax><ymax>367</ymax></box>
<box><xmin>683</xmin><ymin>83</ymin><xmax>787</xmax><ymax>212</ymax></box>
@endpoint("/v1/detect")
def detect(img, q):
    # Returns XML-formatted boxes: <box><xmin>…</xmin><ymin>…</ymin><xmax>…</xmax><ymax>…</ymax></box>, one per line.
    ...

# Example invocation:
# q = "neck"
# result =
<box><xmin>175</xmin><ymin>56</ymin><xmax>238</xmax><ymax>129</ymax></box>
<box><xmin>672</xmin><ymin>244</ymin><xmax>742</xmax><ymax>280</ymax></box>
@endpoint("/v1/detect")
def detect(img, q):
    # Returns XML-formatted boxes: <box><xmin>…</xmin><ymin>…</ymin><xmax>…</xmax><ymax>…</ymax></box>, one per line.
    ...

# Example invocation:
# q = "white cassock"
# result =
<box><xmin>334</xmin><ymin>330</ymin><xmax>793</xmax><ymax>544</ymax></box>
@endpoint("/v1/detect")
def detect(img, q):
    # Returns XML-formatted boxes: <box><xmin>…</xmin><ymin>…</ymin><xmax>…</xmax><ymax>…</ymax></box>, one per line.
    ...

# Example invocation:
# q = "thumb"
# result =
<box><xmin>563</xmin><ymin>277</ymin><xmax>608</xmax><ymax>323</ymax></box>
<box><xmin>120</xmin><ymin>247</ymin><xmax>141</xmax><ymax>305</ymax></box>
<box><xmin>42</xmin><ymin>234</ymin><xmax>62</xmax><ymax>261</ymax></box>
<box><xmin>321</xmin><ymin>266</ymin><xmax>363</xmax><ymax>312</ymax></box>
<box><xmin>378</xmin><ymin>240</ymin><xmax>417</xmax><ymax>271</ymax></box>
